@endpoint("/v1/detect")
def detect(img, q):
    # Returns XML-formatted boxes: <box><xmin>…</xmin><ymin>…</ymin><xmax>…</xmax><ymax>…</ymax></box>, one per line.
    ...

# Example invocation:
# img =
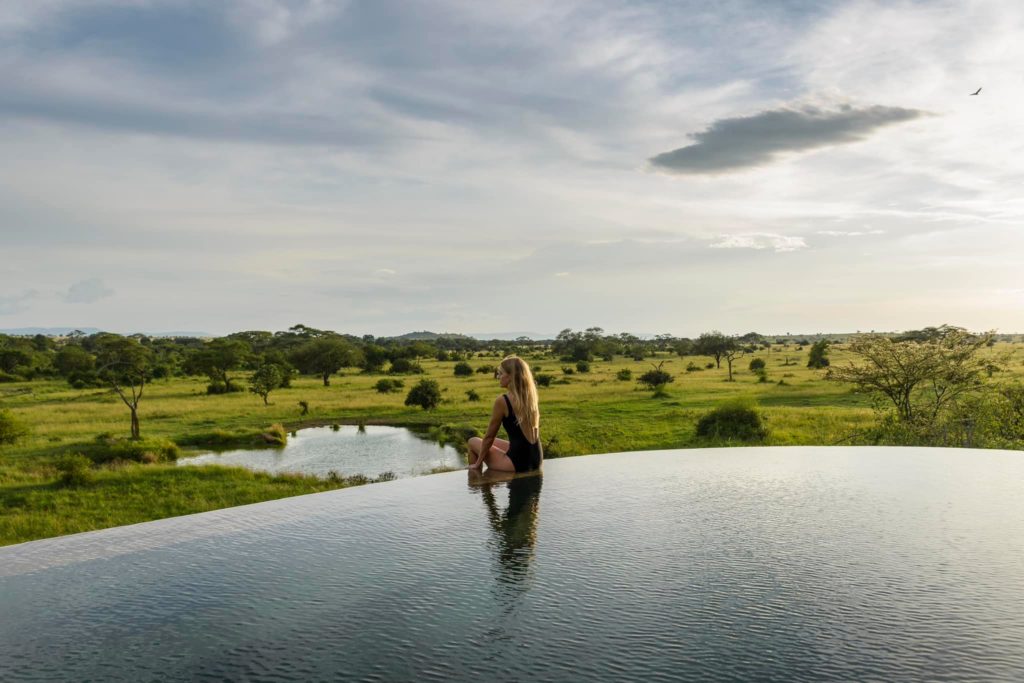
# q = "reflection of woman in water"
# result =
<box><xmin>472</xmin><ymin>471</ymin><xmax>543</xmax><ymax>584</ymax></box>
<box><xmin>467</xmin><ymin>355</ymin><xmax>542</xmax><ymax>472</ymax></box>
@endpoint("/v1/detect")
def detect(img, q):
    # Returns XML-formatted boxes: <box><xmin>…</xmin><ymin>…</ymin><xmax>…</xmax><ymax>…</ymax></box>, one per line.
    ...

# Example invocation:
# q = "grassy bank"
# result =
<box><xmin>2</xmin><ymin>344</ymin><xmax>1020</xmax><ymax>545</ymax></box>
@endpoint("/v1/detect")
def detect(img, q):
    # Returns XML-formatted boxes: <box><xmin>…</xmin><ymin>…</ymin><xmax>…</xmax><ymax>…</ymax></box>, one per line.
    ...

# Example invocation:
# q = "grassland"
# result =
<box><xmin>2</xmin><ymin>343</ymin><xmax>1021</xmax><ymax>545</ymax></box>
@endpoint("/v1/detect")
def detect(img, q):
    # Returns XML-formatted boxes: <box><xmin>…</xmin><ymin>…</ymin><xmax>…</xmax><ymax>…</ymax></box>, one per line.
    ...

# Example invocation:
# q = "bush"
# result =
<box><xmin>0</xmin><ymin>371</ymin><xmax>25</xmax><ymax>383</ymax></box>
<box><xmin>749</xmin><ymin>358</ymin><xmax>766</xmax><ymax>372</ymax></box>
<box><xmin>685</xmin><ymin>362</ymin><xmax>702</xmax><ymax>373</ymax></box>
<box><xmin>405</xmin><ymin>379</ymin><xmax>442</xmax><ymax>410</ymax></box>
<box><xmin>453</xmin><ymin>361</ymin><xmax>474</xmax><ymax>377</ymax></box>
<box><xmin>206</xmin><ymin>382</ymin><xmax>245</xmax><ymax>395</ymax></box>
<box><xmin>561</xmin><ymin>366</ymin><xmax>575</xmax><ymax>375</ymax></box>
<box><xmin>389</xmin><ymin>358</ymin><xmax>424</xmax><ymax>374</ymax></box>
<box><xmin>695</xmin><ymin>400</ymin><xmax>768</xmax><ymax>441</ymax></box>
<box><xmin>375</xmin><ymin>378</ymin><xmax>405</xmax><ymax>393</ymax></box>
<box><xmin>535</xmin><ymin>374</ymin><xmax>554</xmax><ymax>387</ymax></box>
<box><xmin>466</xmin><ymin>389</ymin><xmax>481</xmax><ymax>401</ymax></box>
<box><xmin>263</xmin><ymin>423</ymin><xmax>288</xmax><ymax>446</ymax></box>
<box><xmin>705</xmin><ymin>362</ymin><xmax>715</xmax><ymax>369</ymax></box>
<box><xmin>0</xmin><ymin>409</ymin><xmax>29</xmax><ymax>445</ymax></box>
<box><xmin>57</xmin><ymin>453</ymin><xmax>94</xmax><ymax>486</ymax></box>
<box><xmin>476</xmin><ymin>365</ymin><xmax>495</xmax><ymax>375</ymax></box>
<box><xmin>87</xmin><ymin>435</ymin><xmax>181</xmax><ymax>464</ymax></box>
<box><xmin>575</xmin><ymin>361</ymin><xmax>590</xmax><ymax>373</ymax></box>
<box><xmin>807</xmin><ymin>340</ymin><xmax>831</xmax><ymax>369</ymax></box>
<box><xmin>637</xmin><ymin>366</ymin><xmax>674</xmax><ymax>390</ymax></box>
<box><xmin>616</xmin><ymin>369</ymin><xmax>632</xmax><ymax>381</ymax></box>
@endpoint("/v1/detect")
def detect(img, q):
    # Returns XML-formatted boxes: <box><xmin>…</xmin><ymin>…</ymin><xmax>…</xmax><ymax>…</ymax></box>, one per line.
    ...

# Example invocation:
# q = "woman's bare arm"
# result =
<box><xmin>471</xmin><ymin>397</ymin><xmax>506</xmax><ymax>468</ymax></box>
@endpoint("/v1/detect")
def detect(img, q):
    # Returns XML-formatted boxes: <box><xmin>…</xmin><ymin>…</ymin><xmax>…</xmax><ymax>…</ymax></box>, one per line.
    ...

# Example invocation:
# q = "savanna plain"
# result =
<box><xmin>2</xmin><ymin>342</ymin><xmax>1022</xmax><ymax>546</ymax></box>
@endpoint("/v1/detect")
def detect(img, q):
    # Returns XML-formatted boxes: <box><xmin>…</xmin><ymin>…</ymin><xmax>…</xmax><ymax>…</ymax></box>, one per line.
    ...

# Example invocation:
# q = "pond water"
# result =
<box><xmin>177</xmin><ymin>425</ymin><xmax>463</xmax><ymax>479</ymax></box>
<box><xmin>3</xmin><ymin>447</ymin><xmax>1024</xmax><ymax>681</ymax></box>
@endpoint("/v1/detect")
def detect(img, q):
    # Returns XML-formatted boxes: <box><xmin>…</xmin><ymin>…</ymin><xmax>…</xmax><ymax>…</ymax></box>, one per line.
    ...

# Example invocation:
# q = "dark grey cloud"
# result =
<box><xmin>649</xmin><ymin>104</ymin><xmax>929</xmax><ymax>174</ymax></box>
<box><xmin>65</xmin><ymin>278</ymin><xmax>113</xmax><ymax>304</ymax></box>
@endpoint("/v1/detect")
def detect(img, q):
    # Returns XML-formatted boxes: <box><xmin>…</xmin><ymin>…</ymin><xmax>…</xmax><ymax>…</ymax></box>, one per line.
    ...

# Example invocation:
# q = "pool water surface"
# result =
<box><xmin>2</xmin><ymin>447</ymin><xmax>1023</xmax><ymax>681</ymax></box>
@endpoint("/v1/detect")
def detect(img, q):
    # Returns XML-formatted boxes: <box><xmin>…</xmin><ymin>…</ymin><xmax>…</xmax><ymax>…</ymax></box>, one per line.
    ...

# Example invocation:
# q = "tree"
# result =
<box><xmin>637</xmin><ymin>361</ymin><xmax>674</xmax><ymax>391</ymax></box>
<box><xmin>186</xmin><ymin>338</ymin><xmax>251</xmax><ymax>393</ymax></box>
<box><xmin>807</xmin><ymin>340</ymin><xmax>831</xmax><ymax>369</ymax></box>
<box><xmin>405</xmin><ymin>379</ymin><xmax>442</xmax><ymax>410</ymax></box>
<box><xmin>694</xmin><ymin>331</ymin><xmax>732</xmax><ymax>368</ymax></box>
<box><xmin>826</xmin><ymin>329</ymin><xmax>995</xmax><ymax>424</ymax></box>
<box><xmin>95</xmin><ymin>334</ymin><xmax>154</xmax><ymax>439</ymax></box>
<box><xmin>249</xmin><ymin>363</ymin><xmax>286</xmax><ymax>405</ymax></box>
<box><xmin>721</xmin><ymin>342</ymin><xmax>747</xmax><ymax>382</ymax></box>
<box><xmin>54</xmin><ymin>345</ymin><xmax>99</xmax><ymax>386</ymax></box>
<box><xmin>291</xmin><ymin>338</ymin><xmax>362</xmax><ymax>386</ymax></box>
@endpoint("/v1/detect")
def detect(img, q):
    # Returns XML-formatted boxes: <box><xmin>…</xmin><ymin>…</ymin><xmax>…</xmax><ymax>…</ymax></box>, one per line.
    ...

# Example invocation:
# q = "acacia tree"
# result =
<box><xmin>248</xmin><ymin>363</ymin><xmax>286</xmax><ymax>405</ymax></box>
<box><xmin>95</xmin><ymin>335</ymin><xmax>153</xmax><ymax>439</ymax></box>
<box><xmin>290</xmin><ymin>338</ymin><xmax>363</xmax><ymax>386</ymax></box>
<box><xmin>186</xmin><ymin>338</ymin><xmax>251</xmax><ymax>392</ymax></box>
<box><xmin>694</xmin><ymin>331</ymin><xmax>732</xmax><ymax>369</ymax></box>
<box><xmin>826</xmin><ymin>329</ymin><xmax>995</xmax><ymax>423</ymax></box>
<box><xmin>721</xmin><ymin>342</ymin><xmax>747</xmax><ymax>382</ymax></box>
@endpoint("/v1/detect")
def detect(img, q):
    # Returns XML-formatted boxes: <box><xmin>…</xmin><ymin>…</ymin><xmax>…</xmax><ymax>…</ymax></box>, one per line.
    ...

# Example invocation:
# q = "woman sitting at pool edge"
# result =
<box><xmin>467</xmin><ymin>355</ymin><xmax>543</xmax><ymax>473</ymax></box>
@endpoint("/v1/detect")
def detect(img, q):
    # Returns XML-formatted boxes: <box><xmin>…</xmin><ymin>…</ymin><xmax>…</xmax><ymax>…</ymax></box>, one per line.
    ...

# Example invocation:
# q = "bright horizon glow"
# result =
<box><xmin>2</xmin><ymin>1</ymin><xmax>1023</xmax><ymax>338</ymax></box>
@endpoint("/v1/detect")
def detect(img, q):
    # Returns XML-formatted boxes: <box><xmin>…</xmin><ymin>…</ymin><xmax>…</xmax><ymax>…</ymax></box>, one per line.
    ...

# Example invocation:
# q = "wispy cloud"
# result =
<box><xmin>816</xmin><ymin>229</ymin><xmax>885</xmax><ymax>236</ymax></box>
<box><xmin>64</xmin><ymin>278</ymin><xmax>113</xmax><ymax>304</ymax></box>
<box><xmin>649</xmin><ymin>104</ymin><xmax>929</xmax><ymax>174</ymax></box>
<box><xmin>0</xmin><ymin>289</ymin><xmax>39</xmax><ymax>315</ymax></box>
<box><xmin>710</xmin><ymin>233</ymin><xmax>808</xmax><ymax>252</ymax></box>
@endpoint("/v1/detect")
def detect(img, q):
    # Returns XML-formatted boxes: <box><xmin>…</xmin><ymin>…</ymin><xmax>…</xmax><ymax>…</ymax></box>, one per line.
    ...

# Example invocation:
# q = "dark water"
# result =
<box><xmin>177</xmin><ymin>425</ymin><xmax>462</xmax><ymax>478</ymax></box>
<box><xmin>3</xmin><ymin>447</ymin><xmax>1023</xmax><ymax>682</ymax></box>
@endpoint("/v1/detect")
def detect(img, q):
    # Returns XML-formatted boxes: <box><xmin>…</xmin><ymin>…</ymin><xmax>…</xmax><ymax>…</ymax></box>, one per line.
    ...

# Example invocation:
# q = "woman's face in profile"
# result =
<box><xmin>495</xmin><ymin>367</ymin><xmax>511</xmax><ymax>388</ymax></box>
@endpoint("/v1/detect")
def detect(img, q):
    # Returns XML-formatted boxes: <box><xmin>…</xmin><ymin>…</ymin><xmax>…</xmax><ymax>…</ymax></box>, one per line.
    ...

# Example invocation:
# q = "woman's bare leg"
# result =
<box><xmin>466</xmin><ymin>437</ymin><xmax>516</xmax><ymax>472</ymax></box>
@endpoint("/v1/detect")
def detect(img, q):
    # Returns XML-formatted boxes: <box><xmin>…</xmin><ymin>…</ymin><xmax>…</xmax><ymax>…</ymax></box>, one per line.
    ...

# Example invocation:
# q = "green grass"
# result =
<box><xmin>1</xmin><ymin>343</ymin><xmax>1021</xmax><ymax>545</ymax></box>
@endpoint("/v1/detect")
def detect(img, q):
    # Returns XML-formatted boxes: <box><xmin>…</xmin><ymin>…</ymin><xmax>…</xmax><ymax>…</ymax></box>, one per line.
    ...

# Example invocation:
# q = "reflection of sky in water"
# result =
<box><xmin>177</xmin><ymin>425</ymin><xmax>462</xmax><ymax>478</ymax></box>
<box><xmin>3</xmin><ymin>447</ymin><xmax>1024</xmax><ymax>681</ymax></box>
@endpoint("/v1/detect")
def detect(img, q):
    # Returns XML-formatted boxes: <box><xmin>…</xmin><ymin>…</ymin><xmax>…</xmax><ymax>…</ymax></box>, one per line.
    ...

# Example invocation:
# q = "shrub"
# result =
<box><xmin>749</xmin><ymin>358</ymin><xmax>766</xmax><ymax>372</ymax></box>
<box><xmin>616</xmin><ymin>369</ymin><xmax>632</xmax><ymax>381</ymax></box>
<box><xmin>406</xmin><ymin>379</ymin><xmax>442</xmax><ymax>410</ymax></box>
<box><xmin>535</xmin><ymin>374</ymin><xmax>554</xmax><ymax>387</ymax></box>
<box><xmin>561</xmin><ymin>366</ymin><xmax>575</xmax><ymax>375</ymax></box>
<box><xmin>375</xmin><ymin>378</ymin><xmax>405</xmax><ymax>393</ymax></box>
<box><xmin>705</xmin><ymin>362</ymin><xmax>715</xmax><ymax>369</ymax></box>
<box><xmin>575</xmin><ymin>361</ymin><xmax>590</xmax><ymax>373</ymax></box>
<box><xmin>263</xmin><ymin>423</ymin><xmax>288</xmax><ymax>446</ymax></box>
<box><xmin>389</xmin><ymin>358</ymin><xmax>424</xmax><ymax>374</ymax></box>
<box><xmin>298</xmin><ymin>400</ymin><xmax>309</xmax><ymax>416</ymax></box>
<box><xmin>695</xmin><ymin>400</ymin><xmax>768</xmax><ymax>441</ymax></box>
<box><xmin>57</xmin><ymin>453</ymin><xmax>94</xmax><ymax>486</ymax></box>
<box><xmin>0</xmin><ymin>409</ymin><xmax>29</xmax><ymax>445</ymax></box>
<box><xmin>685</xmin><ymin>362</ymin><xmax>702</xmax><ymax>373</ymax></box>
<box><xmin>453</xmin><ymin>361</ymin><xmax>474</xmax><ymax>377</ymax></box>
<box><xmin>807</xmin><ymin>340</ymin><xmax>831</xmax><ymax>369</ymax></box>
<box><xmin>88</xmin><ymin>435</ymin><xmax>181</xmax><ymax>464</ymax></box>
<box><xmin>476</xmin><ymin>365</ymin><xmax>495</xmax><ymax>375</ymax></box>
<box><xmin>637</xmin><ymin>364</ymin><xmax>674</xmax><ymax>390</ymax></box>
<box><xmin>466</xmin><ymin>389</ymin><xmax>481</xmax><ymax>401</ymax></box>
<box><xmin>206</xmin><ymin>382</ymin><xmax>245</xmax><ymax>395</ymax></box>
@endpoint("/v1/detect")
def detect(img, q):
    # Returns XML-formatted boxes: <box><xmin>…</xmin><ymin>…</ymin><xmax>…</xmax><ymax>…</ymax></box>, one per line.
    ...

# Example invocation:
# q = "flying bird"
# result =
<box><xmin>970</xmin><ymin>87</ymin><xmax>982</xmax><ymax>96</ymax></box>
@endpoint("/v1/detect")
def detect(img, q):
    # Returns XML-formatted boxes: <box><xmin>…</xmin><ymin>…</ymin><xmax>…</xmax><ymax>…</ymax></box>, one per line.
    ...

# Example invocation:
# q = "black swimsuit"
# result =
<box><xmin>502</xmin><ymin>395</ymin><xmax>542</xmax><ymax>473</ymax></box>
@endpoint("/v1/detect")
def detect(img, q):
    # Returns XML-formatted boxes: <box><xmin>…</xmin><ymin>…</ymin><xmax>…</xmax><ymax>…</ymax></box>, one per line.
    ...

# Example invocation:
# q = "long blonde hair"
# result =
<box><xmin>500</xmin><ymin>355</ymin><xmax>540</xmax><ymax>441</ymax></box>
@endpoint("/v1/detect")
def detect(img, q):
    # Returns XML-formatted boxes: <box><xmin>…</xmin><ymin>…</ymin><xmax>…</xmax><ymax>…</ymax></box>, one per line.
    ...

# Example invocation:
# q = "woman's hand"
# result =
<box><xmin>467</xmin><ymin>461</ymin><xmax>483</xmax><ymax>470</ymax></box>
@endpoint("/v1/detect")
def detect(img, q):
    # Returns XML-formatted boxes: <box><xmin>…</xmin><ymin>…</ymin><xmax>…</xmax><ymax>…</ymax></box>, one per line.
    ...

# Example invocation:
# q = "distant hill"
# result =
<box><xmin>0</xmin><ymin>327</ymin><xmax>102</xmax><ymax>336</ymax></box>
<box><xmin>0</xmin><ymin>327</ymin><xmax>210</xmax><ymax>338</ymax></box>
<box><xmin>387</xmin><ymin>331</ymin><xmax>475</xmax><ymax>341</ymax></box>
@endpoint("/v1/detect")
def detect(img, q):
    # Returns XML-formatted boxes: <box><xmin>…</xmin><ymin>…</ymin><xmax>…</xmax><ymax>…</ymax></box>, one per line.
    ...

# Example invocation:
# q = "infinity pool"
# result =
<box><xmin>2</xmin><ymin>447</ymin><xmax>1023</xmax><ymax>681</ymax></box>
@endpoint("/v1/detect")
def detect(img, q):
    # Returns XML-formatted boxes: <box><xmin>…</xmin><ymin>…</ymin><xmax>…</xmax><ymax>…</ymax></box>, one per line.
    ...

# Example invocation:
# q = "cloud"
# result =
<box><xmin>64</xmin><ymin>278</ymin><xmax>113</xmax><ymax>304</ymax></box>
<box><xmin>710</xmin><ymin>233</ymin><xmax>807</xmax><ymax>252</ymax></box>
<box><xmin>816</xmin><ymin>229</ymin><xmax>885</xmax><ymax>236</ymax></box>
<box><xmin>649</xmin><ymin>104</ymin><xmax>929</xmax><ymax>174</ymax></box>
<box><xmin>0</xmin><ymin>289</ymin><xmax>39</xmax><ymax>315</ymax></box>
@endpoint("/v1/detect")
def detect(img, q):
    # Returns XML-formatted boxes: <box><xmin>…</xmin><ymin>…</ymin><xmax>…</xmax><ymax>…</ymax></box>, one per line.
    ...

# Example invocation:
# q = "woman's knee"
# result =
<box><xmin>467</xmin><ymin>437</ymin><xmax>481</xmax><ymax>453</ymax></box>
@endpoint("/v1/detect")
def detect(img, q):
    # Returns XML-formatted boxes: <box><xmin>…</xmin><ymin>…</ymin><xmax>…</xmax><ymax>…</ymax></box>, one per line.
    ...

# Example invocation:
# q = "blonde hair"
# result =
<box><xmin>500</xmin><ymin>355</ymin><xmax>540</xmax><ymax>441</ymax></box>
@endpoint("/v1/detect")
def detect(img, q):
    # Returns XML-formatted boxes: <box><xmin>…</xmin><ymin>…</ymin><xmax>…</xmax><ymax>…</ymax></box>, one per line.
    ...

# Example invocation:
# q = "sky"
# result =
<box><xmin>2</xmin><ymin>0</ymin><xmax>1023</xmax><ymax>338</ymax></box>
